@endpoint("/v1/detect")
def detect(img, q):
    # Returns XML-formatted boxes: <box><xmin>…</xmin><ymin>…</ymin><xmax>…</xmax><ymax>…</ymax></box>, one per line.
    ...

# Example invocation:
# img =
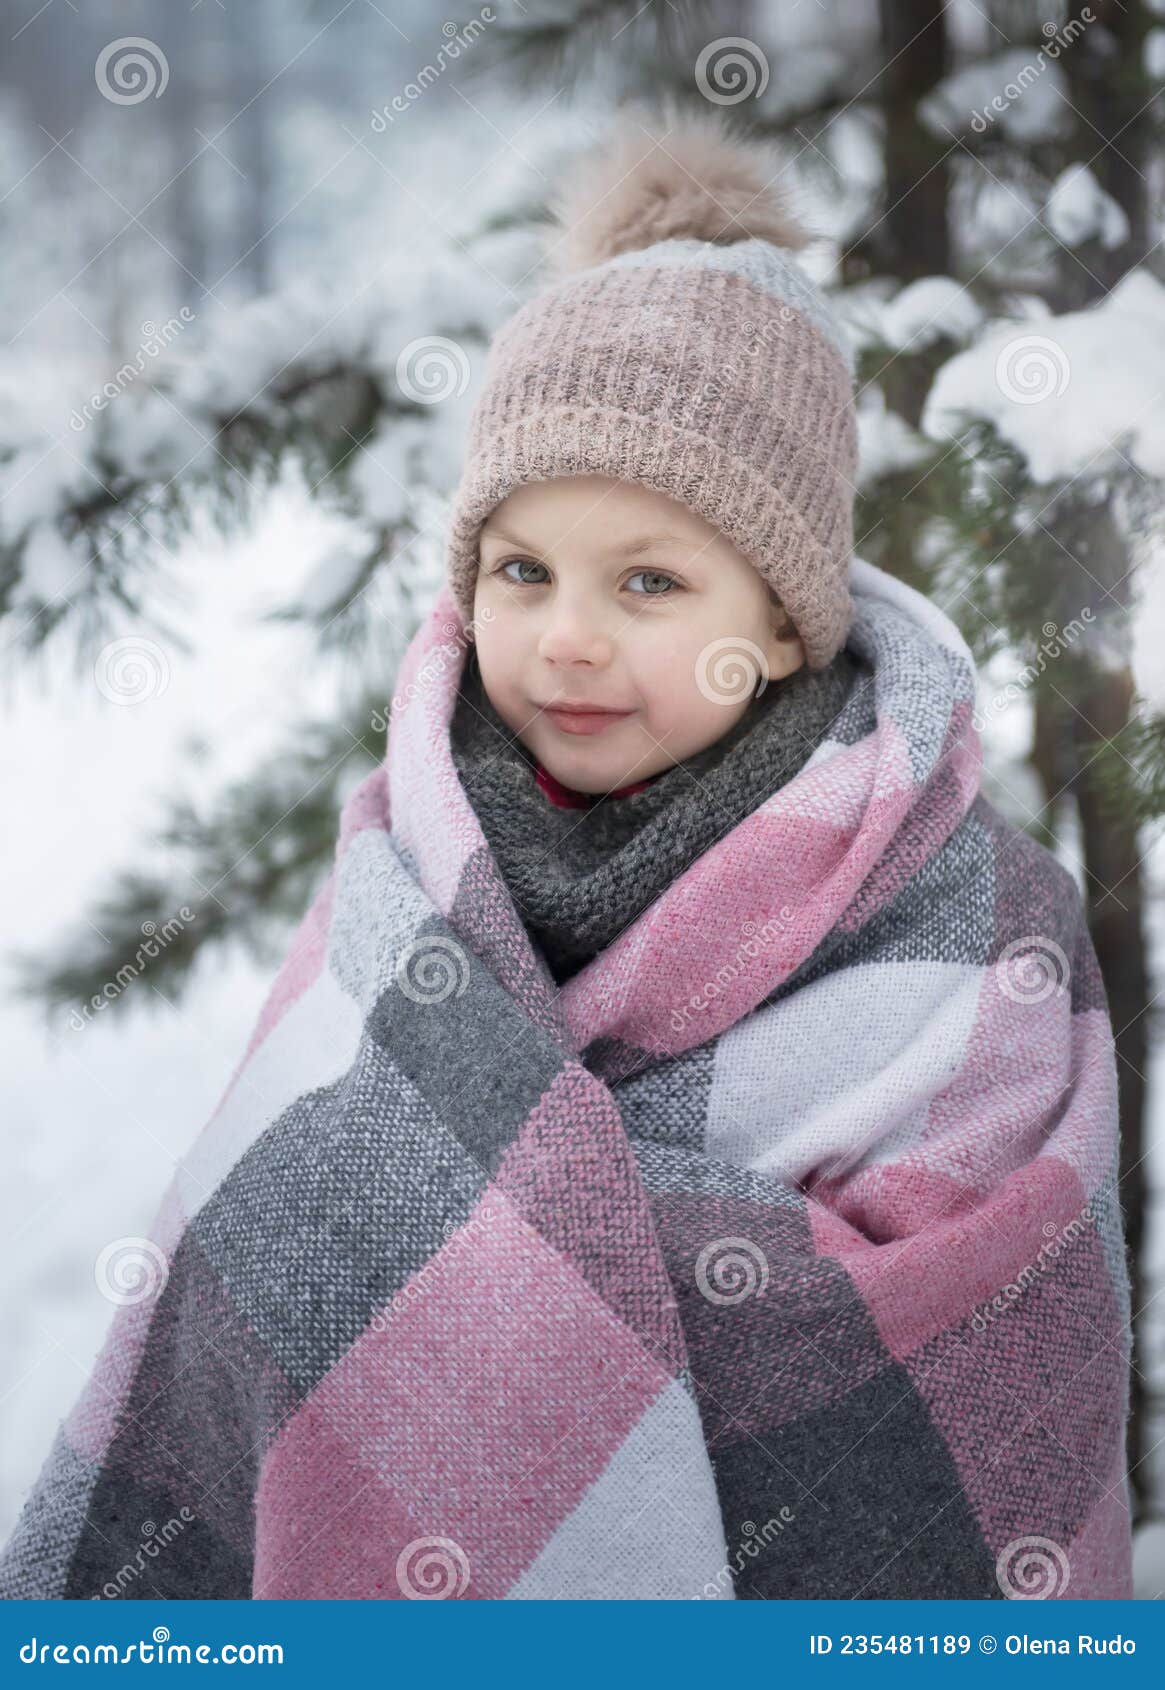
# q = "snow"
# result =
<box><xmin>347</xmin><ymin>417</ymin><xmax>434</xmax><ymax>528</ymax></box>
<box><xmin>751</xmin><ymin>47</ymin><xmax>847</xmax><ymax>124</ymax></box>
<box><xmin>805</xmin><ymin>109</ymin><xmax>885</xmax><ymax>248</ymax></box>
<box><xmin>0</xmin><ymin>358</ymin><xmax>79</xmax><ymax>455</ymax></box>
<box><xmin>102</xmin><ymin>391</ymin><xmax>215</xmax><ymax>485</ymax></box>
<box><xmin>0</xmin><ymin>477</ymin><xmax>383</xmax><ymax>1542</ymax></box>
<box><xmin>832</xmin><ymin>278</ymin><xmax>984</xmax><ymax>362</ymax></box>
<box><xmin>1134</xmin><ymin>1523</ymin><xmax>1165</xmax><ymax>1599</ymax></box>
<box><xmin>174</xmin><ymin>263</ymin><xmax>494</xmax><ymax>428</ymax></box>
<box><xmin>921</xmin><ymin>267</ymin><xmax>1165</xmax><ymax>483</ymax></box>
<box><xmin>0</xmin><ymin>441</ymin><xmax>103</xmax><ymax>545</ymax></box>
<box><xmin>1046</xmin><ymin>163</ymin><xmax>1130</xmax><ymax>250</ymax></box>
<box><xmin>965</xmin><ymin>175</ymin><xmax>1041</xmax><ymax>253</ymax></box>
<box><xmin>993</xmin><ymin>292</ymin><xmax>1054</xmax><ymax>324</ymax></box>
<box><xmin>830</xmin><ymin>277</ymin><xmax>898</xmax><ymax>355</ymax></box>
<box><xmin>874</xmin><ymin>276</ymin><xmax>986</xmax><ymax>352</ymax></box>
<box><xmin>289</xmin><ymin>542</ymin><xmax>373</xmax><ymax>619</ymax></box>
<box><xmin>856</xmin><ymin>387</ymin><xmax>934</xmax><ymax>486</ymax></box>
<box><xmin>0</xmin><ymin>246</ymin><xmax>515</xmax><ymax>646</ymax></box>
<box><xmin>919</xmin><ymin>50</ymin><xmax>1075</xmax><ymax>143</ymax></box>
<box><xmin>184</xmin><ymin>288</ymin><xmax>366</xmax><ymax>417</ymax></box>
<box><xmin>12</xmin><ymin>521</ymin><xmax>84</xmax><ymax>607</ymax></box>
<box><xmin>1147</xmin><ymin>30</ymin><xmax>1165</xmax><ymax>79</ymax></box>
<box><xmin>1106</xmin><ymin>267</ymin><xmax>1165</xmax><ymax>328</ymax></box>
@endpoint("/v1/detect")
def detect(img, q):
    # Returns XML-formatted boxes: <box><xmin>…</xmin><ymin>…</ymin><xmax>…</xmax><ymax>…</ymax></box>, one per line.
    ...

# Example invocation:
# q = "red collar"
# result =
<box><xmin>534</xmin><ymin>761</ymin><xmax>654</xmax><ymax>809</ymax></box>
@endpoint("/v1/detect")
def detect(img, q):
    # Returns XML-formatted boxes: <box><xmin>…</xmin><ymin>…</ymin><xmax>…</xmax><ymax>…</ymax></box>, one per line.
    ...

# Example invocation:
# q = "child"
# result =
<box><xmin>452</xmin><ymin>471</ymin><xmax>862</xmax><ymax>983</ymax></box>
<box><xmin>0</xmin><ymin>108</ymin><xmax>1133</xmax><ymax>1601</ymax></box>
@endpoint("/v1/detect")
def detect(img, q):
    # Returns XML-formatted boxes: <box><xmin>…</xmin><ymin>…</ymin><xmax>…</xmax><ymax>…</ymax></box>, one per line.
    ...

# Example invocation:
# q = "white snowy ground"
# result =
<box><xmin>0</xmin><ymin>483</ymin><xmax>356</xmax><ymax>1537</ymax></box>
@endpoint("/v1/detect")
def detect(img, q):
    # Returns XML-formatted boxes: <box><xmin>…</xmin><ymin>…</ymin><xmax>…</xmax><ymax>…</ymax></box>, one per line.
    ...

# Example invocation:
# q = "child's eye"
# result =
<box><xmin>626</xmin><ymin>569</ymin><xmax>680</xmax><ymax>596</ymax></box>
<box><xmin>490</xmin><ymin>558</ymin><xmax>680</xmax><ymax>596</ymax></box>
<box><xmin>498</xmin><ymin>557</ymin><xmax>549</xmax><ymax>585</ymax></box>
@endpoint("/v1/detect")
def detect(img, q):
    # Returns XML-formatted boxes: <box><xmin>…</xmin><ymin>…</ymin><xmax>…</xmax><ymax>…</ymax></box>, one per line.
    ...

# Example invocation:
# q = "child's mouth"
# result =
<box><xmin>542</xmin><ymin>706</ymin><xmax>634</xmax><ymax>736</ymax></box>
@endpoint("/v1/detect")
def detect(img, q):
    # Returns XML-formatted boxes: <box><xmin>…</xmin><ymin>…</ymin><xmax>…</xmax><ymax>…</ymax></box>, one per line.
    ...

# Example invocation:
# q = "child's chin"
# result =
<box><xmin>545</xmin><ymin>748</ymin><xmax>659</xmax><ymax>794</ymax></box>
<box><xmin>545</xmin><ymin>756</ymin><xmax>609</xmax><ymax>793</ymax></box>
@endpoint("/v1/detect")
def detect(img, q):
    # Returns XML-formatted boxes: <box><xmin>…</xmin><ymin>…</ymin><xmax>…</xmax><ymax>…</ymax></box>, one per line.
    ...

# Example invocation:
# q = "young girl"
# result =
<box><xmin>452</xmin><ymin>471</ymin><xmax>860</xmax><ymax>985</ymax></box>
<box><xmin>0</xmin><ymin>109</ymin><xmax>1133</xmax><ymax>1601</ymax></box>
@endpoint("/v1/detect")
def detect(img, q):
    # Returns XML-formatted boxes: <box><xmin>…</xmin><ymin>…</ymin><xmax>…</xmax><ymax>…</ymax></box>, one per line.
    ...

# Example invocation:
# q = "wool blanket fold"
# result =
<box><xmin>0</xmin><ymin>557</ymin><xmax>1134</xmax><ymax>1601</ymax></box>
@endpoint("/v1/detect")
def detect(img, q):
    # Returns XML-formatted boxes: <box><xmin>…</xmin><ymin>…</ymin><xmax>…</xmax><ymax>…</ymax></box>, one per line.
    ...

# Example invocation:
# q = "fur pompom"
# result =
<box><xmin>545</xmin><ymin>104</ymin><xmax>813</xmax><ymax>278</ymax></box>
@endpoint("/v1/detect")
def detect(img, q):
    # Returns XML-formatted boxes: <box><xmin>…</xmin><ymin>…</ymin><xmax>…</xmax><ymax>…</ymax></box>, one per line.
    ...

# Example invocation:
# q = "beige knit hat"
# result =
<box><xmin>445</xmin><ymin>106</ymin><xmax>859</xmax><ymax>669</ymax></box>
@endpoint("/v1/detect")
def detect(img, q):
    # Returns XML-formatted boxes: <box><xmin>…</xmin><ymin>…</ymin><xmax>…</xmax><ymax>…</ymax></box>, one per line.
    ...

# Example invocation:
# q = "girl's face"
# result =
<box><xmin>471</xmin><ymin>475</ymin><xmax>805</xmax><ymax>795</ymax></box>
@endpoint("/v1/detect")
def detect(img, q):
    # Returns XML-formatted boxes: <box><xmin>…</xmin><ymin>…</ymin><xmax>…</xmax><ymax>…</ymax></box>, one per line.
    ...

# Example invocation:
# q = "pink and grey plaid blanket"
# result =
<box><xmin>0</xmin><ymin>559</ymin><xmax>1134</xmax><ymax>1600</ymax></box>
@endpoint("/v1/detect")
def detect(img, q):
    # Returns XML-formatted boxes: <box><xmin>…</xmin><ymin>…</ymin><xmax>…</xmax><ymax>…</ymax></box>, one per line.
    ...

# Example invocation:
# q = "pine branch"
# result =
<box><xmin>1087</xmin><ymin>711</ymin><xmax>1165</xmax><ymax>828</ymax></box>
<box><xmin>0</xmin><ymin>271</ymin><xmax>504</xmax><ymax>666</ymax></box>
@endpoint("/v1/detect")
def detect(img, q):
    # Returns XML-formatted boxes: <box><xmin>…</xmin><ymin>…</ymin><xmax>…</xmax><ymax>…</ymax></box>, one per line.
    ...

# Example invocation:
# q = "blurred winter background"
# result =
<box><xmin>1</xmin><ymin>0</ymin><xmax>1163</xmax><ymax>1595</ymax></box>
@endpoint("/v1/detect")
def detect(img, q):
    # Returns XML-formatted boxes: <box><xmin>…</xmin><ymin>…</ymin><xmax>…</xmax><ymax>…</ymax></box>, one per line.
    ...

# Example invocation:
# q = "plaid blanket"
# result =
<box><xmin>0</xmin><ymin>558</ymin><xmax>1133</xmax><ymax>1601</ymax></box>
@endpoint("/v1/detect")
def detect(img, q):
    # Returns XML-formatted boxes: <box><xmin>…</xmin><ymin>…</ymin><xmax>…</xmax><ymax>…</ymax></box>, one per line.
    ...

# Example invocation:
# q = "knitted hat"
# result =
<box><xmin>444</xmin><ymin>105</ymin><xmax>859</xmax><ymax>670</ymax></box>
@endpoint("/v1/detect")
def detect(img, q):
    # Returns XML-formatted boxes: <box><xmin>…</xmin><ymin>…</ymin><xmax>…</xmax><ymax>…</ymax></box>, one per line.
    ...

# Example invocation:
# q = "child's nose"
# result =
<box><xmin>536</xmin><ymin>599</ymin><xmax>615</xmax><ymax>665</ymax></box>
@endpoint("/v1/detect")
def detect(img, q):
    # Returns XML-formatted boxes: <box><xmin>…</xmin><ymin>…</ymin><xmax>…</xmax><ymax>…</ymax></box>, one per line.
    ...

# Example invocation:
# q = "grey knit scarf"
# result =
<box><xmin>449</xmin><ymin>645</ymin><xmax>866</xmax><ymax>984</ymax></box>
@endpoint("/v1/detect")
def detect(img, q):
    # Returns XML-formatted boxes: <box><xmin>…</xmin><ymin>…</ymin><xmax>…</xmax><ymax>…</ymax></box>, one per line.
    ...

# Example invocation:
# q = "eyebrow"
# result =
<box><xmin>479</xmin><ymin>527</ymin><xmax>687</xmax><ymax>559</ymax></box>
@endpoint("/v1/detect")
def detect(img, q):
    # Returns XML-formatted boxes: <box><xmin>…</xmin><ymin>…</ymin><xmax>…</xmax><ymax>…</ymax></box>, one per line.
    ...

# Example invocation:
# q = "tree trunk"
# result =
<box><xmin>873</xmin><ymin>0</ymin><xmax>951</xmax><ymax>281</ymax></box>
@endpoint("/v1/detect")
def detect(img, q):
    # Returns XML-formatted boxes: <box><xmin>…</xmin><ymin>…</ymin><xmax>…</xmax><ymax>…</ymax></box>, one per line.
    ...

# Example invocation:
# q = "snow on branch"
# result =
<box><xmin>0</xmin><ymin>253</ymin><xmax>513</xmax><ymax>660</ymax></box>
<box><xmin>921</xmin><ymin>267</ymin><xmax>1165</xmax><ymax>486</ymax></box>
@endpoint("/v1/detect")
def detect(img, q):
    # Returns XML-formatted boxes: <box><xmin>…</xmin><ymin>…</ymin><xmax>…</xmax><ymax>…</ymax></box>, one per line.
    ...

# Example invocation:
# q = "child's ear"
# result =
<box><xmin>768</xmin><ymin>591</ymin><xmax>801</xmax><ymax>646</ymax></box>
<box><xmin>766</xmin><ymin>590</ymin><xmax>806</xmax><ymax>676</ymax></box>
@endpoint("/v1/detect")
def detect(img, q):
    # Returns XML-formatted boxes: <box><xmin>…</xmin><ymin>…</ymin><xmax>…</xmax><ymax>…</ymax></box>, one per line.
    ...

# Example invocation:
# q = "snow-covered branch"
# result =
<box><xmin>0</xmin><ymin>254</ymin><xmax>513</xmax><ymax>661</ymax></box>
